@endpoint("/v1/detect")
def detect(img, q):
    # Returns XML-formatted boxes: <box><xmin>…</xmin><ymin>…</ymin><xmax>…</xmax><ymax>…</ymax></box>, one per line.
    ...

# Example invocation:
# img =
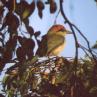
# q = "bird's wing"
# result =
<box><xmin>36</xmin><ymin>35</ymin><xmax>47</xmax><ymax>57</ymax></box>
<box><xmin>47</xmin><ymin>35</ymin><xmax>65</xmax><ymax>55</ymax></box>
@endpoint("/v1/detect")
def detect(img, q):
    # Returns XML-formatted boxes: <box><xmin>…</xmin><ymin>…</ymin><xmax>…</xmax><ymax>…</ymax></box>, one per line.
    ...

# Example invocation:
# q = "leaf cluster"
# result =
<box><xmin>0</xmin><ymin>0</ymin><xmax>97</xmax><ymax>97</ymax></box>
<box><xmin>0</xmin><ymin>0</ymin><xmax>58</xmax><ymax>71</ymax></box>
<box><xmin>1</xmin><ymin>56</ymin><xmax>97</xmax><ymax>97</ymax></box>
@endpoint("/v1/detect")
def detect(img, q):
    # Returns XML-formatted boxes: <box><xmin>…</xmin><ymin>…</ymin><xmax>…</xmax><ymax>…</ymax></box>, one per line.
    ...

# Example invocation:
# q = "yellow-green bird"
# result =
<box><xmin>36</xmin><ymin>24</ymin><xmax>72</xmax><ymax>57</ymax></box>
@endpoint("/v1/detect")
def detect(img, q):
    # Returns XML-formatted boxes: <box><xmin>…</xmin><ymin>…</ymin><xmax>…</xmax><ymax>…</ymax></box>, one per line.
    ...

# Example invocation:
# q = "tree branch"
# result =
<box><xmin>59</xmin><ymin>0</ymin><xmax>97</xmax><ymax>66</ymax></box>
<box><xmin>60</xmin><ymin>0</ymin><xmax>78</xmax><ymax>73</ymax></box>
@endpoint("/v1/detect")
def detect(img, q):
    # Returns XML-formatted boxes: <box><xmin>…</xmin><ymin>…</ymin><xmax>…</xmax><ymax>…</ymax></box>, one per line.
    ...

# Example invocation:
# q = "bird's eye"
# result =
<box><xmin>62</xmin><ymin>29</ymin><xmax>66</xmax><ymax>32</ymax></box>
<box><xmin>58</xmin><ymin>29</ymin><xmax>66</xmax><ymax>32</ymax></box>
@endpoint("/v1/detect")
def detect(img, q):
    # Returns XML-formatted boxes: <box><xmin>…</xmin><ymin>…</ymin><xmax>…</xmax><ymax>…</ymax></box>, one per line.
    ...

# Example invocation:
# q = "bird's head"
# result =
<box><xmin>47</xmin><ymin>24</ymin><xmax>72</xmax><ymax>36</ymax></box>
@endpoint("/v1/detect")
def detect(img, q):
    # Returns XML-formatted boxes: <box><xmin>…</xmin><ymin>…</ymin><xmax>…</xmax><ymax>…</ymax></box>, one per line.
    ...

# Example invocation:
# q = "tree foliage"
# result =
<box><xmin>0</xmin><ymin>0</ymin><xmax>97</xmax><ymax>97</ymax></box>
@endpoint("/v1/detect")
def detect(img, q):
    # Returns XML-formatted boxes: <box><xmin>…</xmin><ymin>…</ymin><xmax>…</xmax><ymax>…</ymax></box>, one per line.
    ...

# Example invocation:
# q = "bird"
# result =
<box><xmin>36</xmin><ymin>24</ymin><xmax>72</xmax><ymax>57</ymax></box>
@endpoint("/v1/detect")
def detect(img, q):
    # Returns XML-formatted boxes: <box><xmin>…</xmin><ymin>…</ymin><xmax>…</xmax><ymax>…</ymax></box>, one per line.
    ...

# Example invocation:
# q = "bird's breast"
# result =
<box><xmin>50</xmin><ymin>43</ymin><xmax>65</xmax><ymax>56</ymax></box>
<box><xmin>47</xmin><ymin>35</ymin><xmax>66</xmax><ymax>56</ymax></box>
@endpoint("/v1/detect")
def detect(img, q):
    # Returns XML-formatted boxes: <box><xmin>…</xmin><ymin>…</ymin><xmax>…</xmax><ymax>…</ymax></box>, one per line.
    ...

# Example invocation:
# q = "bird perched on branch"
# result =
<box><xmin>36</xmin><ymin>24</ymin><xmax>72</xmax><ymax>57</ymax></box>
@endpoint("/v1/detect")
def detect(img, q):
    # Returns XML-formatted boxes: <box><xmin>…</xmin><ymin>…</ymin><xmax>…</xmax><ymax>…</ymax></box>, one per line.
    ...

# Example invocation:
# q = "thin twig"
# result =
<box><xmin>79</xmin><ymin>43</ymin><xmax>97</xmax><ymax>57</ymax></box>
<box><xmin>54</xmin><ymin>9</ymin><xmax>61</xmax><ymax>24</ymax></box>
<box><xmin>60</xmin><ymin>0</ymin><xmax>78</xmax><ymax>73</ymax></box>
<box><xmin>59</xmin><ymin>0</ymin><xmax>97</xmax><ymax>66</ymax></box>
<box><xmin>72</xmin><ymin>24</ymin><xmax>97</xmax><ymax>61</ymax></box>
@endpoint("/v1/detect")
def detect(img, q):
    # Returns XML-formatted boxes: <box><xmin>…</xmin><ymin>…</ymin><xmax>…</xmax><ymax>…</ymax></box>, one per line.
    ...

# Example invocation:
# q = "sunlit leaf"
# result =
<box><xmin>7</xmin><ymin>89</ymin><xmax>14</xmax><ymax>97</ymax></box>
<box><xmin>22</xmin><ymin>9</ymin><xmax>30</xmax><ymax>19</ymax></box>
<box><xmin>23</xmin><ymin>1</ymin><xmax>35</xmax><ymax>19</ymax></box>
<box><xmin>16</xmin><ymin>1</ymin><xmax>35</xmax><ymax>19</ymax></box>
<box><xmin>2</xmin><ymin>75</ymin><xmax>9</xmax><ymax>84</ymax></box>
<box><xmin>92</xmin><ymin>41</ymin><xmax>97</xmax><ymax>49</ymax></box>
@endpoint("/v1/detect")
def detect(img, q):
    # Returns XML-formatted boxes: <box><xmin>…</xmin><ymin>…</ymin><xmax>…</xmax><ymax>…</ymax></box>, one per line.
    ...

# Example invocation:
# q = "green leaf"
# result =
<box><xmin>25</xmin><ymin>56</ymin><xmax>38</xmax><ymax>66</ymax></box>
<box><xmin>22</xmin><ymin>9</ymin><xmax>30</xmax><ymax>19</ymax></box>
<box><xmin>92</xmin><ymin>41</ymin><xmax>97</xmax><ymax>49</ymax></box>
<box><xmin>7</xmin><ymin>89</ymin><xmax>14</xmax><ymax>97</ymax></box>
<box><xmin>90</xmin><ymin>86</ymin><xmax>97</xmax><ymax>93</ymax></box>
<box><xmin>2</xmin><ymin>75</ymin><xmax>9</xmax><ymax>85</ymax></box>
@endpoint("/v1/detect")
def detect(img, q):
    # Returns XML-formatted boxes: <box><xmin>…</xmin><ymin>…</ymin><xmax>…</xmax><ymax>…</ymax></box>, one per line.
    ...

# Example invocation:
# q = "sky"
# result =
<box><xmin>28</xmin><ymin>0</ymin><xmax>97</xmax><ymax>58</ymax></box>
<box><xmin>0</xmin><ymin>0</ymin><xmax>97</xmax><ymax>93</ymax></box>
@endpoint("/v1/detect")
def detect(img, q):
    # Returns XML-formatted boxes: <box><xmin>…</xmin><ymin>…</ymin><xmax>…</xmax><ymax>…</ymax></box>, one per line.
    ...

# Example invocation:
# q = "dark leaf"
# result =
<box><xmin>6</xmin><ymin>0</ymin><xmax>15</xmax><ymax>12</ymax></box>
<box><xmin>6</xmin><ymin>63</ymin><xmax>19</xmax><ymax>74</ymax></box>
<box><xmin>17</xmin><ymin>38</ymin><xmax>35</xmax><ymax>60</ymax></box>
<box><xmin>26</xmin><ymin>26</ymin><xmax>34</xmax><ymax>36</ymax></box>
<box><xmin>45</xmin><ymin>0</ymin><xmax>50</xmax><ymax>4</ymax></box>
<box><xmin>41</xmin><ymin>82</ymin><xmax>62</xmax><ymax>96</ymax></box>
<box><xmin>37</xmin><ymin>1</ymin><xmax>45</xmax><ymax>18</ymax></box>
<box><xmin>50</xmin><ymin>0</ymin><xmax>57</xmax><ymax>13</ymax></box>
<box><xmin>3</xmin><ymin>50</ymin><xmax>12</xmax><ymax>62</ymax></box>
<box><xmin>17</xmin><ymin>36</ymin><xmax>24</xmax><ymax>46</ymax></box>
<box><xmin>23</xmin><ymin>39</ymin><xmax>35</xmax><ymax>60</ymax></box>
<box><xmin>6</xmin><ymin>37</ymin><xmax>17</xmax><ymax>51</ymax></box>
<box><xmin>0</xmin><ymin>0</ymin><xmax>6</xmax><ymax>5</ymax></box>
<box><xmin>0</xmin><ymin>32</ymin><xmax>3</xmax><ymax>36</ymax></box>
<box><xmin>3</xmin><ymin>12</ymin><xmax>19</xmax><ymax>31</ymax></box>
<box><xmin>23</xmin><ymin>19</ymin><xmax>29</xmax><ymax>26</ymax></box>
<box><xmin>24</xmin><ymin>38</ymin><xmax>35</xmax><ymax>50</ymax></box>
<box><xmin>34</xmin><ymin>31</ymin><xmax>41</xmax><ymax>38</ymax></box>
<box><xmin>37</xmin><ymin>1</ymin><xmax>45</xmax><ymax>10</ymax></box>
<box><xmin>0</xmin><ymin>8</ymin><xmax>19</xmax><ymax>32</ymax></box>
<box><xmin>16</xmin><ymin>1</ymin><xmax>35</xmax><ymax>20</ymax></box>
<box><xmin>29</xmin><ymin>1</ymin><xmax>36</xmax><ymax>15</ymax></box>
<box><xmin>15</xmin><ymin>0</ymin><xmax>29</xmax><ymax>17</ymax></box>
<box><xmin>26</xmin><ymin>49</ymin><xmax>34</xmax><ymax>60</ymax></box>
<box><xmin>22</xmin><ymin>1</ymin><xmax>35</xmax><ymax>19</ymax></box>
<box><xmin>0</xmin><ymin>58</ymin><xmax>5</xmax><ymax>71</ymax></box>
<box><xmin>0</xmin><ymin>18</ymin><xmax>7</xmax><ymax>31</ymax></box>
<box><xmin>16</xmin><ymin>47</ymin><xmax>26</xmax><ymax>61</ymax></box>
<box><xmin>23</xmin><ymin>94</ymin><xmax>31</xmax><ymax>97</ymax></box>
<box><xmin>8</xmin><ymin>28</ymin><xmax>17</xmax><ymax>39</ymax></box>
<box><xmin>0</xmin><ymin>6</ymin><xmax>4</xmax><ymax>23</ymax></box>
<box><xmin>69</xmin><ymin>75</ymin><xmax>92</xmax><ymax>97</ymax></box>
<box><xmin>0</xmin><ymin>46</ymin><xmax>4</xmax><ymax>54</ymax></box>
<box><xmin>18</xmin><ymin>37</ymin><xmax>28</xmax><ymax>48</ymax></box>
<box><xmin>36</xmin><ymin>35</ymin><xmax>47</xmax><ymax>57</ymax></box>
<box><xmin>36</xmin><ymin>39</ymin><xmax>41</xmax><ymax>46</ymax></box>
<box><xmin>0</xmin><ymin>38</ymin><xmax>3</xmax><ymax>44</ymax></box>
<box><xmin>38</xmin><ymin>10</ymin><xmax>43</xmax><ymax>18</ymax></box>
<box><xmin>0</xmin><ymin>94</ymin><xmax>5</xmax><ymax>97</ymax></box>
<box><xmin>95</xmin><ymin>0</ymin><xmax>97</xmax><ymax>2</ymax></box>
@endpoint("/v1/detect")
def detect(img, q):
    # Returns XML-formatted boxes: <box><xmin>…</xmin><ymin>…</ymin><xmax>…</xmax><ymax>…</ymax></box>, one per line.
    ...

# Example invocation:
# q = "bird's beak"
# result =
<box><xmin>66</xmin><ymin>30</ymin><xmax>72</xmax><ymax>34</ymax></box>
